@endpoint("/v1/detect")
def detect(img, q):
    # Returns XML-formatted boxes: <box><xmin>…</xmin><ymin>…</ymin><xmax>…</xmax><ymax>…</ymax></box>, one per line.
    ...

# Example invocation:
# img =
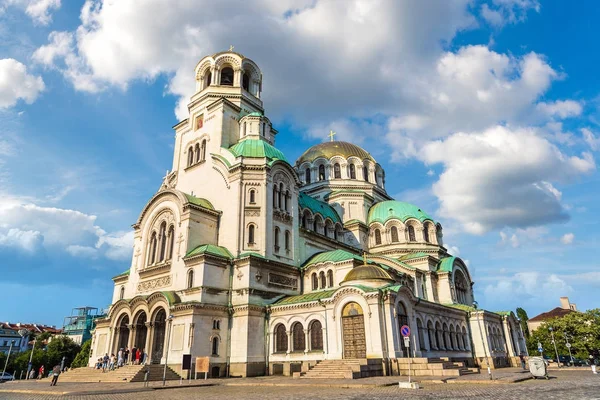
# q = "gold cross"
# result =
<box><xmin>363</xmin><ymin>252</ymin><xmax>368</xmax><ymax>265</ymax></box>
<box><xmin>328</xmin><ymin>130</ymin><xmax>336</xmax><ymax>142</ymax></box>
<box><xmin>229</xmin><ymin>45</ymin><xmax>235</xmax><ymax>51</ymax></box>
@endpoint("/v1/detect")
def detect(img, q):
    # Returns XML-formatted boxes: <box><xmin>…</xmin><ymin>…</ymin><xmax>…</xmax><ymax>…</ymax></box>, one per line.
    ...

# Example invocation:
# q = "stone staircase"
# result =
<box><xmin>47</xmin><ymin>364</ymin><xmax>182</xmax><ymax>383</ymax></box>
<box><xmin>397</xmin><ymin>357</ymin><xmax>479</xmax><ymax>377</ymax></box>
<box><xmin>300</xmin><ymin>359</ymin><xmax>383</xmax><ymax>379</ymax></box>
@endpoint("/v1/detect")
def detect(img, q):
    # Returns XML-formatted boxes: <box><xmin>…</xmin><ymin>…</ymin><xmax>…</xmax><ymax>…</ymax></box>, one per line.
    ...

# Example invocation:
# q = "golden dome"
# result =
<box><xmin>296</xmin><ymin>141</ymin><xmax>376</xmax><ymax>166</ymax></box>
<box><xmin>342</xmin><ymin>264</ymin><xmax>393</xmax><ymax>283</ymax></box>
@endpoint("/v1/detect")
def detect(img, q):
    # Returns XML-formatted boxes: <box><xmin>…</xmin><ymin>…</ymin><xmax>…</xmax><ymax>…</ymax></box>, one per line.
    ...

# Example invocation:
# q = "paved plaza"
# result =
<box><xmin>0</xmin><ymin>370</ymin><xmax>598</xmax><ymax>400</ymax></box>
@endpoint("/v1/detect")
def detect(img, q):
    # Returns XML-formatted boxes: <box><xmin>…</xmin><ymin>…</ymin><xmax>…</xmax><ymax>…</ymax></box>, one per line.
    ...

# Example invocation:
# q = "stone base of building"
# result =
<box><xmin>474</xmin><ymin>356</ymin><xmax>512</xmax><ymax>369</ymax></box>
<box><xmin>229</xmin><ymin>361</ymin><xmax>266</xmax><ymax>378</ymax></box>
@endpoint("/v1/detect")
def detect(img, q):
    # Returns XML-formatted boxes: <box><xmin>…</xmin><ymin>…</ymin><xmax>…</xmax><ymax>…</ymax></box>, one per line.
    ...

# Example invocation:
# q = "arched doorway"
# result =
<box><xmin>134</xmin><ymin>312</ymin><xmax>148</xmax><ymax>351</ymax></box>
<box><xmin>115</xmin><ymin>314</ymin><xmax>130</xmax><ymax>353</ymax></box>
<box><xmin>341</xmin><ymin>302</ymin><xmax>366</xmax><ymax>359</ymax></box>
<box><xmin>151</xmin><ymin>309</ymin><xmax>166</xmax><ymax>364</ymax></box>
<box><xmin>397</xmin><ymin>303</ymin><xmax>409</xmax><ymax>357</ymax></box>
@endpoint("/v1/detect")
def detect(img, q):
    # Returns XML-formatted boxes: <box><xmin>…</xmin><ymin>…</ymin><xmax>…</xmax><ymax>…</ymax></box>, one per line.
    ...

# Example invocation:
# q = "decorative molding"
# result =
<box><xmin>268</xmin><ymin>272</ymin><xmax>298</xmax><ymax>290</ymax></box>
<box><xmin>245</xmin><ymin>209</ymin><xmax>260</xmax><ymax>217</ymax></box>
<box><xmin>273</xmin><ymin>210</ymin><xmax>293</xmax><ymax>224</ymax></box>
<box><xmin>137</xmin><ymin>275</ymin><xmax>172</xmax><ymax>293</ymax></box>
<box><xmin>139</xmin><ymin>262</ymin><xmax>171</xmax><ymax>279</ymax></box>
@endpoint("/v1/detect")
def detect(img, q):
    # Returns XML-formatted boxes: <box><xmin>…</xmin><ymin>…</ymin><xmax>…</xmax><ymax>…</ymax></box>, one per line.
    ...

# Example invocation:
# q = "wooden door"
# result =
<box><xmin>342</xmin><ymin>302</ymin><xmax>366</xmax><ymax>359</ymax></box>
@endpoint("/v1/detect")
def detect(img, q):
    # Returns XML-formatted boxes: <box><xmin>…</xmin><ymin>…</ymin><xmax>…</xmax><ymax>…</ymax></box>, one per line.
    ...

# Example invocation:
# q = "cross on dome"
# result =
<box><xmin>229</xmin><ymin>45</ymin><xmax>235</xmax><ymax>51</ymax></box>
<box><xmin>328</xmin><ymin>130</ymin><xmax>336</xmax><ymax>142</ymax></box>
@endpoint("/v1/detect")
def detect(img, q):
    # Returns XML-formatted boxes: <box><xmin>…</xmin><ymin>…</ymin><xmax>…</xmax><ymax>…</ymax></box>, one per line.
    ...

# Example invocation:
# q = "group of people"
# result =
<box><xmin>95</xmin><ymin>346</ymin><xmax>146</xmax><ymax>372</ymax></box>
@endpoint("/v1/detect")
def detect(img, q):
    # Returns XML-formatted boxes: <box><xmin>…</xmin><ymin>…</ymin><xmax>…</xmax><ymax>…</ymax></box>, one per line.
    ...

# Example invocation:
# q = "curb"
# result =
<box><xmin>0</xmin><ymin>383</ymin><xmax>217</xmax><ymax>396</ymax></box>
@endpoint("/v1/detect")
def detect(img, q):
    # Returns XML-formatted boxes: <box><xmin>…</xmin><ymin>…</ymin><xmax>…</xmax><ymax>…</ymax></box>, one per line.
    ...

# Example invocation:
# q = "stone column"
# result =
<box><xmin>145</xmin><ymin>322</ymin><xmax>154</xmax><ymax>362</ymax></box>
<box><xmin>127</xmin><ymin>324</ymin><xmax>135</xmax><ymax>351</ymax></box>
<box><xmin>304</xmin><ymin>329</ymin><xmax>310</xmax><ymax>354</ymax></box>
<box><xmin>286</xmin><ymin>331</ymin><xmax>292</xmax><ymax>354</ymax></box>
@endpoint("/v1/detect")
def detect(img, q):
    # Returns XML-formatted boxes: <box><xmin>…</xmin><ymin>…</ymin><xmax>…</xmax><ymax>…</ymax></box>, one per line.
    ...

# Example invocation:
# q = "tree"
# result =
<box><xmin>71</xmin><ymin>339</ymin><xmax>92</xmax><ymax>368</ymax></box>
<box><xmin>516</xmin><ymin>307</ymin><xmax>530</xmax><ymax>338</ymax></box>
<box><xmin>45</xmin><ymin>336</ymin><xmax>80</xmax><ymax>369</ymax></box>
<box><xmin>526</xmin><ymin>309</ymin><xmax>600</xmax><ymax>361</ymax></box>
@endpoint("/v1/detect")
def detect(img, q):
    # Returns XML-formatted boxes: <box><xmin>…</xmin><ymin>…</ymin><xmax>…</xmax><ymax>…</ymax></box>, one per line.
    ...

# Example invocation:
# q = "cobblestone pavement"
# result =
<box><xmin>0</xmin><ymin>371</ymin><xmax>598</xmax><ymax>400</ymax></box>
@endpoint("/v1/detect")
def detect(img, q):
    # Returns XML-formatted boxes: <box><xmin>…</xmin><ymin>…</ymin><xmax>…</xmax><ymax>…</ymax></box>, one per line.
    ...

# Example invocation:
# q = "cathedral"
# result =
<box><xmin>89</xmin><ymin>50</ymin><xmax>527</xmax><ymax>378</ymax></box>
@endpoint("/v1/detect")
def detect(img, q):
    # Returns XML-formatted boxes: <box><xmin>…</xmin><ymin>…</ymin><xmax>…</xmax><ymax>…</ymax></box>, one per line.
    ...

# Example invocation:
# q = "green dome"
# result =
<box><xmin>229</xmin><ymin>139</ymin><xmax>288</xmax><ymax>163</ymax></box>
<box><xmin>296</xmin><ymin>141</ymin><xmax>375</xmax><ymax>165</ymax></box>
<box><xmin>368</xmin><ymin>200</ymin><xmax>434</xmax><ymax>225</ymax></box>
<box><xmin>342</xmin><ymin>265</ymin><xmax>393</xmax><ymax>283</ymax></box>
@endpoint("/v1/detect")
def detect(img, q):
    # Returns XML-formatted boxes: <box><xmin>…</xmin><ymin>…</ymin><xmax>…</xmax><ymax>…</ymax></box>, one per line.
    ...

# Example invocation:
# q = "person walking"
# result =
<box><xmin>37</xmin><ymin>365</ymin><xmax>44</xmax><ymax>380</ymax></box>
<box><xmin>50</xmin><ymin>365</ymin><xmax>61</xmax><ymax>386</ymax></box>
<box><xmin>102</xmin><ymin>353</ymin><xmax>109</xmax><ymax>372</ymax></box>
<box><xmin>135</xmin><ymin>348</ymin><xmax>141</xmax><ymax>365</ymax></box>
<box><xmin>109</xmin><ymin>354</ymin><xmax>116</xmax><ymax>371</ymax></box>
<box><xmin>29</xmin><ymin>369</ymin><xmax>35</xmax><ymax>379</ymax></box>
<box><xmin>519</xmin><ymin>353</ymin><xmax>527</xmax><ymax>370</ymax></box>
<box><xmin>117</xmin><ymin>348</ymin><xmax>124</xmax><ymax>368</ymax></box>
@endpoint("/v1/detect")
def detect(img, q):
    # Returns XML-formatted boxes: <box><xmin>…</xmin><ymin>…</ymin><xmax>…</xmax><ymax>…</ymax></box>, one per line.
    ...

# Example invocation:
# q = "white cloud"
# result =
<box><xmin>0</xmin><ymin>198</ymin><xmax>133</xmax><ymax>260</ymax></box>
<box><xmin>582</xmin><ymin>128</ymin><xmax>600</xmax><ymax>151</ymax></box>
<box><xmin>420</xmin><ymin>126</ymin><xmax>595</xmax><ymax>234</ymax></box>
<box><xmin>560</xmin><ymin>233</ymin><xmax>575</xmax><ymax>245</ymax></box>
<box><xmin>536</xmin><ymin>100</ymin><xmax>583</xmax><ymax>119</ymax></box>
<box><xmin>3</xmin><ymin>0</ymin><xmax>61</xmax><ymax>25</ymax></box>
<box><xmin>481</xmin><ymin>0</ymin><xmax>540</xmax><ymax>28</ymax></box>
<box><xmin>0</xmin><ymin>59</ymin><xmax>45</xmax><ymax>108</ymax></box>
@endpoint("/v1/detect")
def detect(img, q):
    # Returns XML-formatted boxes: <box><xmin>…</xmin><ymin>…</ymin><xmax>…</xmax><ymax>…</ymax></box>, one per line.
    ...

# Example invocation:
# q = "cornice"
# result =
<box><xmin>139</xmin><ymin>262</ymin><xmax>171</xmax><ymax>279</ymax></box>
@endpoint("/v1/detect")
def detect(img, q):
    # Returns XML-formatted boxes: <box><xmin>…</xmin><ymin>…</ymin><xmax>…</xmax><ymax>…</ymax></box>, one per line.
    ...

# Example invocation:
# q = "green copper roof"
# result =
<box><xmin>161</xmin><ymin>291</ymin><xmax>181</xmax><ymax>306</ymax></box>
<box><xmin>184</xmin><ymin>193</ymin><xmax>215</xmax><ymax>210</ymax></box>
<box><xmin>438</xmin><ymin>256</ymin><xmax>455</xmax><ymax>273</ymax></box>
<box><xmin>299</xmin><ymin>192</ymin><xmax>341</xmax><ymax>223</ymax></box>
<box><xmin>302</xmin><ymin>249</ymin><xmax>365</xmax><ymax>269</ymax></box>
<box><xmin>185</xmin><ymin>244</ymin><xmax>233</xmax><ymax>259</ymax></box>
<box><xmin>237</xmin><ymin>252</ymin><xmax>266</xmax><ymax>259</ymax></box>
<box><xmin>274</xmin><ymin>289</ymin><xmax>337</xmax><ymax>305</ymax></box>
<box><xmin>368</xmin><ymin>200</ymin><xmax>434</xmax><ymax>225</ymax></box>
<box><xmin>112</xmin><ymin>268</ymin><xmax>130</xmax><ymax>279</ymax></box>
<box><xmin>494</xmin><ymin>311</ymin><xmax>512</xmax><ymax>316</ymax></box>
<box><xmin>443</xmin><ymin>303</ymin><xmax>477</xmax><ymax>312</ymax></box>
<box><xmin>229</xmin><ymin>139</ymin><xmax>288</xmax><ymax>163</ymax></box>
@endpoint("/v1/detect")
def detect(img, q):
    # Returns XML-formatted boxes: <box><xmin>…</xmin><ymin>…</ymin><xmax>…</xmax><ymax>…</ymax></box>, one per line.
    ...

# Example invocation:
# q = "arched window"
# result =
<box><xmin>248</xmin><ymin>225</ymin><xmax>255</xmax><ymax>244</ymax></box>
<box><xmin>442</xmin><ymin>323</ymin><xmax>449</xmax><ymax>349</ymax></box>
<box><xmin>428</xmin><ymin>321</ymin><xmax>435</xmax><ymax>349</ymax></box>
<box><xmin>249</xmin><ymin>189</ymin><xmax>256</xmax><ymax>204</ymax></box>
<box><xmin>310</xmin><ymin>320</ymin><xmax>323</xmax><ymax>351</ymax></box>
<box><xmin>397</xmin><ymin>303</ymin><xmax>409</xmax><ymax>356</ymax></box>
<box><xmin>194</xmin><ymin>143</ymin><xmax>201</xmax><ymax>163</ymax></box>
<box><xmin>311</xmin><ymin>273</ymin><xmax>318</xmax><ymax>290</ymax></box>
<box><xmin>319</xmin><ymin>271</ymin><xmax>326</xmax><ymax>289</ymax></box>
<box><xmin>284</xmin><ymin>230</ymin><xmax>290</xmax><ymax>251</ymax></box>
<box><xmin>318</xmin><ymin>165</ymin><xmax>325</xmax><ymax>181</ymax></box>
<box><xmin>242</xmin><ymin>73</ymin><xmax>249</xmax><ymax>91</ymax></box>
<box><xmin>220</xmin><ymin>67</ymin><xmax>234</xmax><ymax>86</ymax></box>
<box><xmin>159</xmin><ymin>222</ymin><xmax>167</xmax><ymax>261</ymax></box>
<box><xmin>284</xmin><ymin>190</ymin><xmax>289</xmax><ymax>211</ymax></box>
<box><xmin>200</xmin><ymin>140</ymin><xmax>206</xmax><ymax>161</ymax></box>
<box><xmin>149</xmin><ymin>232</ymin><xmax>157</xmax><ymax>265</ymax></box>
<box><xmin>292</xmin><ymin>322</ymin><xmax>305</xmax><ymax>352</ymax></box>
<box><xmin>262</xmin><ymin>122</ymin><xmax>266</xmax><ymax>136</ymax></box>
<box><xmin>327</xmin><ymin>270</ymin><xmax>333</xmax><ymax>288</ymax></box>
<box><xmin>187</xmin><ymin>147</ymin><xmax>194</xmax><ymax>167</ymax></box>
<box><xmin>119</xmin><ymin>286</ymin><xmax>125</xmax><ymax>300</ymax></box>
<box><xmin>363</xmin><ymin>166</ymin><xmax>369</xmax><ymax>182</ymax></box>
<box><xmin>349</xmin><ymin>164</ymin><xmax>356</xmax><ymax>179</ymax></box>
<box><xmin>167</xmin><ymin>225</ymin><xmax>175</xmax><ymax>260</ymax></box>
<box><xmin>273</xmin><ymin>186</ymin><xmax>278</xmax><ymax>208</ymax></box>
<box><xmin>205</xmin><ymin>71</ymin><xmax>212</xmax><ymax>88</ymax></box>
<box><xmin>275</xmin><ymin>324</ymin><xmax>287</xmax><ymax>352</ymax></box>
<box><xmin>302</xmin><ymin>212</ymin><xmax>309</xmax><ymax>229</ymax></box>
<box><xmin>391</xmin><ymin>226</ymin><xmax>399</xmax><ymax>243</ymax></box>
<box><xmin>374</xmin><ymin>229</ymin><xmax>382</xmax><ymax>245</ymax></box>
<box><xmin>274</xmin><ymin>227</ymin><xmax>280</xmax><ymax>252</ymax></box>
<box><xmin>187</xmin><ymin>269</ymin><xmax>194</xmax><ymax>289</ymax></box>
<box><xmin>417</xmin><ymin>319</ymin><xmax>426</xmax><ymax>351</ymax></box>
<box><xmin>211</xmin><ymin>336</ymin><xmax>219</xmax><ymax>355</ymax></box>
<box><xmin>243</xmin><ymin>121</ymin><xmax>247</xmax><ymax>136</ymax></box>
<box><xmin>305</xmin><ymin>168</ymin><xmax>311</xmax><ymax>184</ymax></box>
<box><xmin>334</xmin><ymin>163</ymin><xmax>341</xmax><ymax>179</ymax></box>
<box><xmin>279</xmin><ymin>183</ymin><xmax>284</xmax><ymax>209</ymax></box>
<box><xmin>423</xmin><ymin>223</ymin><xmax>430</xmax><ymax>243</ymax></box>
<box><xmin>408</xmin><ymin>225</ymin><xmax>416</xmax><ymax>242</ymax></box>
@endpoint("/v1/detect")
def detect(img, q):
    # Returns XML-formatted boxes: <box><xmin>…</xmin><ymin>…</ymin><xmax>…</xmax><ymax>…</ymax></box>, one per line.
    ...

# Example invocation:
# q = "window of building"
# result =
<box><xmin>305</xmin><ymin>168</ymin><xmax>311</xmax><ymax>184</ymax></box>
<box><xmin>213</xmin><ymin>320</ymin><xmax>221</xmax><ymax>330</ymax></box>
<box><xmin>319</xmin><ymin>271</ymin><xmax>326</xmax><ymax>289</ymax></box>
<box><xmin>200</xmin><ymin>140</ymin><xmax>206</xmax><ymax>161</ymax></box>
<box><xmin>243</xmin><ymin>122</ymin><xmax>247</xmax><ymax>136</ymax></box>
<box><xmin>119</xmin><ymin>286</ymin><xmax>125</xmax><ymax>300</ymax></box>
<box><xmin>242</xmin><ymin>73</ymin><xmax>249</xmax><ymax>91</ymax></box>
<box><xmin>284</xmin><ymin>190</ymin><xmax>289</xmax><ymax>211</ymax></box>
<box><xmin>318</xmin><ymin>165</ymin><xmax>325</xmax><ymax>181</ymax></box>
<box><xmin>275</xmin><ymin>324</ymin><xmax>287</xmax><ymax>352</ymax></box>
<box><xmin>327</xmin><ymin>270</ymin><xmax>333</xmax><ymax>287</ymax></box>
<box><xmin>334</xmin><ymin>163</ymin><xmax>341</xmax><ymax>179</ymax></box>
<box><xmin>310</xmin><ymin>320</ymin><xmax>323</xmax><ymax>351</ymax></box>
<box><xmin>249</xmin><ymin>189</ymin><xmax>256</xmax><ymax>204</ymax></box>
<box><xmin>274</xmin><ymin>227</ymin><xmax>280</xmax><ymax>252</ymax></box>
<box><xmin>311</xmin><ymin>273</ymin><xmax>318</xmax><ymax>290</ymax></box>
<box><xmin>149</xmin><ymin>232</ymin><xmax>157</xmax><ymax>265</ymax></box>
<box><xmin>363</xmin><ymin>166</ymin><xmax>369</xmax><ymax>182</ymax></box>
<box><xmin>248</xmin><ymin>225</ymin><xmax>255</xmax><ymax>244</ymax></box>
<box><xmin>349</xmin><ymin>164</ymin><xmax>356</xmax><ymax>179</ymax></box>
<box><xmin>423</xmin><ymin>223</ymin><xmax>430</xmax><ymax>243</ymax></box>
<box><xmin>194</xmin><ymin>143</ymin><xmax>201</xmax><ymax>164</ymax></box>
<box><xmin>273</xmin><ymin>186</ymin><xmax>278</xmax><ymax>208</ymax></box>
<box><xmin>220</xmin><ymin>67</ymin><xmax>234</xmax><ymax>86</ymax></box>
<box><xmin>284</xmin><ymin>230</ymin><xmax>290</xmax><ymax>251</ymax></box>
<box><xmin>292</xmin><ymin>322</ymin><xmax>305</xmax><ymax>352</ymax></box>
<box><xmin>408</xmin><ymin>225</ymin><xmax>416</xmax><ymax>242</ymax></box>
<box><xmin>279</xmin><ymin>183</ymin><xmax>284</xmax><ymax>209</ymax></box>
<box><xmin>187</xmin><ymin>147</ymin><xmax>194</xmax><ymax>167</ymax></box>
<box><xmin>159</xmin><ymin>222</ymin><xmax>167</xmax><ymax>262</ymax></box>
<box><xmin>187</xmin><ymin>269</ymin><xmax>194</xmax><ymax>289</ymax></box>
<box><xmin>167</xmin><ymin>225</ymin><xmax>175</xmax><ymax>260</ymax></box>
<box><xmin>374</xmin><ymin>229</ymin><xmax>382</xmax><ymax>245</ymax></box>
<box><xmin>211</xmin><ymin>337</ymin><xmax>219</xmax><ymax>355</ymax></box>
<box><xmin>391</xmin><ymin>226</ymin><xmax>399</xmax><ymax>243</ymax></box>
<box><xmin>262</xmin><ymin>122</ymin><xmax>266</xmax><ymax>136</ymax></box>
<box><xmin>205</xmin><ymin>71</ymin><xmax>212</xmax><ymax>88</ymax></box>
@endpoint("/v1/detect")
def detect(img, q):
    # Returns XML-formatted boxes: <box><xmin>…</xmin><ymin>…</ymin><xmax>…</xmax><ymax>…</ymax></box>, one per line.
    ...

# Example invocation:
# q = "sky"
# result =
<box><xmin>0</xmin><ymin>0</ymin><xmax>599</xmax><ymax>327</ymax></box>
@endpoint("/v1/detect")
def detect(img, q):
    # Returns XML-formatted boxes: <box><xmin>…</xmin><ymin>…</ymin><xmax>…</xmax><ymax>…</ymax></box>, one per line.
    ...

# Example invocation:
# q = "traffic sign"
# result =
<box><xmin>403</xmin><ymin>336</ymin><xmax>410</xmax><ymax>348</ymax></box>
<box><xmin>538</xmin><ymin>346</ymin><xmax>543</xmax><ymax>353</ymax></box>
<box><xmin>401</xmin><ymin>325</ymin><xmax>411</xmax><ymax>337</ymax></box>
<box><xmin>566</xmin><ymin>343</ymin><xmax>571</xmax><ymax>348</ymax></box>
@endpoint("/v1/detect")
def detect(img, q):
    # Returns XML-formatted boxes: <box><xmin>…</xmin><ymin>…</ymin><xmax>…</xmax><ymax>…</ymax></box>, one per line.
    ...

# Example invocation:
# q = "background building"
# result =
<box><xmin>63</xmin><ymin>307</ymin><xmax>104</xmax><ymax>345</ymax></box>
<box><xmin>528</xmin><ymin>297</ymin><xmax>578</xmax><ymax>333</ymax></box>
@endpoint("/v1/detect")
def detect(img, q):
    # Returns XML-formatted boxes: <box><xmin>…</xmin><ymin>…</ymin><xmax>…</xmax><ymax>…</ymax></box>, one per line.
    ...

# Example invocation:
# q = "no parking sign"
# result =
<box><xmin>400</xmin><ymin>325</ymin><xmax>410</xmax><ymax>337</ymax></box>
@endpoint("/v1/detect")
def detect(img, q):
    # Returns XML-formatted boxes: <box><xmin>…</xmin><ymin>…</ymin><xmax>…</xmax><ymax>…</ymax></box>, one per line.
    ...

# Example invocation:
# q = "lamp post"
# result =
<box><xmin>18</xmin><ymin>329</ymin><xmax>35</xmax><ymax>380</ymax></box>
<box><xmin>549</xmin><ymin>327</ymin><xmax>560</xmax><ymax>368</ymax></box>
<box><xmin>2</xmin><ymin>340</ymin><xmax>15</xmax><ymax>378</ymax></box>
<box><xmin>162</xmin><ymin>315</ymin><xmax>174</xmax><ymax>386</ymax></box>
<box><xmin>564</xmin><ymin>333</ymin><xmax>574</xmax><ymax>365</ymax></box>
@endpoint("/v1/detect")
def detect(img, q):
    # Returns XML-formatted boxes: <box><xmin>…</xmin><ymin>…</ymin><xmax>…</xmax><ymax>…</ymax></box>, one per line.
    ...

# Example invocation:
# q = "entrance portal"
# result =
<box><xmin>341</xmin><ymin>302</ymin><xmax>366</xmax><ymax>359</ymax></box>
<box><xmin>115</xmin><ymin>314</ymin><xmax>129</xmax><ymax>353</ymax></box>
<box><xmin>134</xmin><ymin>312</ymin><xmax>148</xmax><ymax>351</ymax></box>
<box><xmin>151</xmin><ymin>309</ymin><xmax>166</xmax><ymax>364</ymax></box>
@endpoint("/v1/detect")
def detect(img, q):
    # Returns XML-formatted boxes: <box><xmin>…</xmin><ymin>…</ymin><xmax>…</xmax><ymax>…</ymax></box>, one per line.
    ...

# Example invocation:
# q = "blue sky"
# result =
<box><xmin>0</xmin><ymin>0</ymin><xmax>599</xmax><ymax>326</ymax></box>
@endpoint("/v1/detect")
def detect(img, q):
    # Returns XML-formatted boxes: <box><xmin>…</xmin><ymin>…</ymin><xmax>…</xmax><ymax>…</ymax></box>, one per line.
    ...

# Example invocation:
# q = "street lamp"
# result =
<box><xmin>549</xmin><ymin>327</ymin><xmax>560</xmax><ymax>368</ymax></box>
<box><xmin>2</xmin><ymin>340</ymin><xmax>16</xmax><ymax>378</ymax></box>
<box><xmin>18</xmin><ymin>329</ymin><xmax>35</xmax><ymax>380</ymax></box>
<box><xmin>564</xmin><ymin>333</ymin><xmax>574</xmax><ymax>365</ymax></box>
<box><xmin>162</xmin><ymin>315</ymin><xmax>174</xmax><ymax>386</ymax></box>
